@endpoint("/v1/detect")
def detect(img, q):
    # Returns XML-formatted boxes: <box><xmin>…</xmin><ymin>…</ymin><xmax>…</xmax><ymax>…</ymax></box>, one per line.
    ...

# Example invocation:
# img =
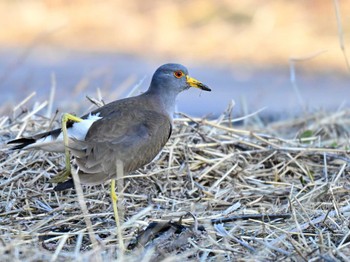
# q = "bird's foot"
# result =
<box><xmin>49</xmin><ymin>169</ymin><xmax>71</xmax><ymax>183</ymax></box>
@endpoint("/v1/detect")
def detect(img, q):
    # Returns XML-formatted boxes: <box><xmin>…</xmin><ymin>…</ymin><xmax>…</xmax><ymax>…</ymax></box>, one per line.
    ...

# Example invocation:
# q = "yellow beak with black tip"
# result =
<box><xmin>186</xmin><ymin>75</ymin><xmax>211</xmax><ymax>91</ymax></box>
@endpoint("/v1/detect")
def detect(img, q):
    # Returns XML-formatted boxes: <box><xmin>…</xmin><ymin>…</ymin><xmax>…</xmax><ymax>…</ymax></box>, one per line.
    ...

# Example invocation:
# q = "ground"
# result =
<box><xmin>1</xmin><ymin>99</ymin><xmax>350</xmax><ymax>261</ymax></box>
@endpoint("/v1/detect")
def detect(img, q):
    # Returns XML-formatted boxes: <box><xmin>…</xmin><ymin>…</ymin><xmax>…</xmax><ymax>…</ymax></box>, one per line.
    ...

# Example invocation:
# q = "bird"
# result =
<box><xmin>7</xmin><ymin>63</ymin><xmax>211</xmax><ymax>227</ymax></box>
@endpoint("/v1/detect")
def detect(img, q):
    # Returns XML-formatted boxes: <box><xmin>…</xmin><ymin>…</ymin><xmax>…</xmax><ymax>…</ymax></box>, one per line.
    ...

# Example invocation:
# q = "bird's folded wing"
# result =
<box><xmin>69</xmin><ymin>109</ymin><xmax>172</xmax><ymax>176</ymax></box>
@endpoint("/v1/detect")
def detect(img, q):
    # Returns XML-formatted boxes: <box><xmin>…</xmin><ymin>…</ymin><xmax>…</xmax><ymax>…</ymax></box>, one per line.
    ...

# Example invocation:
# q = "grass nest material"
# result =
<box><xmin>1</xmin><ymin>97</ymin><xmax>350</xmax><ymax>261</ymax></box>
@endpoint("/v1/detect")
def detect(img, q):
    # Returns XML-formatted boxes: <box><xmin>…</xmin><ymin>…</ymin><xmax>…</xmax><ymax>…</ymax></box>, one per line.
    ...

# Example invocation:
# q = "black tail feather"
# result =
<box><xmin>54</xmin><ymin>179</ymin><xmax>75</xmax><ymax>191</ymax></box>
<box><xmin>7</xmin><ymin>138</ymin><xmax>36</xmax><ymax>150</ymax></box>
<box><xmin>7</xmin><ymin>128</ymin><xmax>62</xmax><ymax>150</ymax></box>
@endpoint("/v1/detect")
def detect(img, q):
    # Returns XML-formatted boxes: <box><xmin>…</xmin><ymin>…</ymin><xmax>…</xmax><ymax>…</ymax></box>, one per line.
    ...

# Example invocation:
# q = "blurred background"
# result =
<box><xmin>0</xmin><ymin>0</ymin><xmax>349</xmax><ymax>120</ymax></box>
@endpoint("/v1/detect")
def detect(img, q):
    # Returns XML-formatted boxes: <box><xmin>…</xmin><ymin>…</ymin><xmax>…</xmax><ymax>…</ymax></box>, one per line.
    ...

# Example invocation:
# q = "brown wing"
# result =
<box><xmin>69</xmin><ymin>109</ymin><xmax>172</xmax><ymax>184</ymax></box>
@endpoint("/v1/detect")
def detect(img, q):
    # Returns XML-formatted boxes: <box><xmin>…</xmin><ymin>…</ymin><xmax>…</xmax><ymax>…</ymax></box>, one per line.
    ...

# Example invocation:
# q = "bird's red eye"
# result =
<box><xmin>174</xmin><ymin>70</ymin><xmax>184</xmax><ymax>78</ymax></box>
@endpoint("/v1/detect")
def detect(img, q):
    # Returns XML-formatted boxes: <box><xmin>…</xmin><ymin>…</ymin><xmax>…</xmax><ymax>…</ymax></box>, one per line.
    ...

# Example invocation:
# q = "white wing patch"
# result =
<box><xmin>28</xmin><ymin>113</ymin><xmax>102</xmax><ymax>151</ymax></box>
<box><xmin>66</xmin><ymin>113</ymin><xmax>102</xmax><ymax>140</ymax></box>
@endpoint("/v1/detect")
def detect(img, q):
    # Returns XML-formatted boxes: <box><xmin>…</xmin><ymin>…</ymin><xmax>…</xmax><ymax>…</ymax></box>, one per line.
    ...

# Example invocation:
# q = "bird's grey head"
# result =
<box><xmin>148</xmin><ymin>63</ymin><xmax>211</xmax><ymax>96</ymax></box>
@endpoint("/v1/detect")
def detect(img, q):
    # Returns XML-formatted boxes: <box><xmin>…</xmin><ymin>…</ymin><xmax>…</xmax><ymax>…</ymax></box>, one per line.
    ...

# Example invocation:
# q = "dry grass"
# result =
<box><xmin>1</xmin><ymin>95</ymin><xmax>350</xmax><ymax>261</ymax></box>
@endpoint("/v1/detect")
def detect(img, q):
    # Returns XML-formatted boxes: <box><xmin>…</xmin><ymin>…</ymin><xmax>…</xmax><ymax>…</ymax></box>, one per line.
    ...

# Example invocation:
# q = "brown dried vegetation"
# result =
<box><xmin>1</xmin><ymin>97</ymin><xmax>350</xmax><ymax>261</ymax></box>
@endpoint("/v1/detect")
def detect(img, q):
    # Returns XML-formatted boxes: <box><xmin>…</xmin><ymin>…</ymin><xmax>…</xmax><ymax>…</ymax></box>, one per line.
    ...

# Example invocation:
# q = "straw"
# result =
<box><xmin>1</xmin><ymin>96</ymin><xmax>350</xmax><ymax>260</ymax></box>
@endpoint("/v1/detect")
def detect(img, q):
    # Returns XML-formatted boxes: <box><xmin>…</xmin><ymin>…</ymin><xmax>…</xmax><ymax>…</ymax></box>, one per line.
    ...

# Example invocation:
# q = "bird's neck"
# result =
<box><xmin>143</xmin><ymin>90</ymin><xmax>177</xmax><ymax>120</ymax></box>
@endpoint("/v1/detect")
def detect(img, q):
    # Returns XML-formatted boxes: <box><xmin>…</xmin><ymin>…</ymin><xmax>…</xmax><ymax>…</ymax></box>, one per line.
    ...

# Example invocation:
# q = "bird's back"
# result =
<box><xmin>70</xmin><ymin>95</ymin><xmax>172</xmax><ymax>184</ymax></box>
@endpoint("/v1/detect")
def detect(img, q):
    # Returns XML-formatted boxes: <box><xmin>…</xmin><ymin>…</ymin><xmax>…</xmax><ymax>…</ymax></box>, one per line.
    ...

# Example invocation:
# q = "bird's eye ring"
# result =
<box><xmin>174</xmin><ymin>70</ymin><xmax>184</xmax><ymax>78</ymax></box>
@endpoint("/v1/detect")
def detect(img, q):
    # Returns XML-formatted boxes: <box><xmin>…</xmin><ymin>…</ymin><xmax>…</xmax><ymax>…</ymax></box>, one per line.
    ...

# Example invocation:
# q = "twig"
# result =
<box><xmin>270</xmin><ymin>203</ymin><xmax>350</xmax><ymax>246</ymax></box>
<box><xmin>333</xmin><ymin>0</ymin><xmax>350</xmax><ymax>72</ymax></box>
<box><xmin>211</xmin><ymin>213</ymin><xmax>291</xmax><ymax>224</ymax></box>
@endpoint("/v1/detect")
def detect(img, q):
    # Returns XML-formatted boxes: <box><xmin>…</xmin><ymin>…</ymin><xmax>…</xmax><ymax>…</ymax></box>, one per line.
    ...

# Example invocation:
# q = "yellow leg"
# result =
<box><xmin>111</xmin><ymin>179</ymin><xmax>119</xmax><ymax>224</ymax></box>
<box><xmin>62</xmin><ymin>113</ymin><xmax>83</xmax><ymax>171</ymax></box>
<box><xmin>111</xmin><ymin>179</ymin><xmax>125</xmax><ymax>251</ymax></box>
<box><xmin>51</xmin><ymin>113</ymin><xmax>83</xmax><ymax>183</ymax></box>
